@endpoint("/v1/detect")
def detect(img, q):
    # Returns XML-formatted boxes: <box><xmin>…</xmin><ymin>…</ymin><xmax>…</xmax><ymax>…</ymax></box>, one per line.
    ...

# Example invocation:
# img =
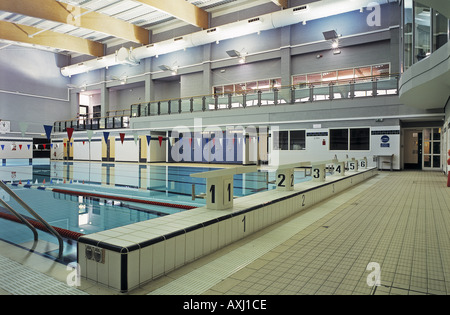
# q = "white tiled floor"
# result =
<box><xmin>1</xmin><ymin>170</ymin><xmax>450</xmax><ymax>295</ymax></box>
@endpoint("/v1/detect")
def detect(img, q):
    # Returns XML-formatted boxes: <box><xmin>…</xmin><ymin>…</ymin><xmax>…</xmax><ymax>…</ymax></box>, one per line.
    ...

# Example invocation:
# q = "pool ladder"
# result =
<box><xmin>0</xmin><ymin>181</ymin><xmax>64</xmax><ymax>259</ymax></box>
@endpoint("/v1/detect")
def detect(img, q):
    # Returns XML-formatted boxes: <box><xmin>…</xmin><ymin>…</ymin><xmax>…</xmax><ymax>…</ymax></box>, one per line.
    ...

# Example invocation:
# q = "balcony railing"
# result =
<box><xmin>54</xmin><ymin>74</ymin><xmax>399</xmax><ymax>132</ymax></box>
<box><xmin>53</xmin><ymin>110</ymin><xmax>130</xmax><ymax>133</ymax></box>
<box><xmin>131</xmin><ymin>74</ymin><xmax>399</xmax><ymax>118</ymax></box>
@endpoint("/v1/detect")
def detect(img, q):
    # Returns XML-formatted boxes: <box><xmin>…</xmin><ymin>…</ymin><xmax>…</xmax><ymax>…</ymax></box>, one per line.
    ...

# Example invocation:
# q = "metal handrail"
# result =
<box><xmin>0</xmin><ymin>198</ymin><xmax>38</xmax><ymax>242</ymax></box>
<box><xmin>0</xmin><ymin>181</ymin><xmax>64</xmax><ymax>259</ymax></box>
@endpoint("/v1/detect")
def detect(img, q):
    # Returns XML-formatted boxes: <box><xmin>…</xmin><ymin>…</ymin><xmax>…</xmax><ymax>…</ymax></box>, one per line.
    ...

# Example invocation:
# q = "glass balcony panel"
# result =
<box><xmin>192</xmin><ymin>97</ymin><xmax>203</xmax><ymax>112</ymax></box>
<box><xmin>312</xmin><ymin>86</ymin><xmax>329</xmax><ymax>101</ymax></box>
<box><xmin>231</xmin><ymin>95</ymin><xmax>244</xmax><ymax>108</ymax></box>
<box><xmin>245</xmin><ymin>93</ymin><xmax>259</xmax><ymax>107</ymax></box>
<box><xmin>259</xmin><ymin>91</ymin><xmax>275</xmax><ymax>105</ymax></box>
<box><xmin>294</xmin><ymin>87</ymin><xmax>310</xmax><ymax>102</ymax></box>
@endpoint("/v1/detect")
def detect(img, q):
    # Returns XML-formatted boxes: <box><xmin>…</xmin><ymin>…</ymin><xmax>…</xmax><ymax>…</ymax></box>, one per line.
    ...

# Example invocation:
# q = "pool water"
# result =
<box><xmin>0</xmin><ymin>161</ymin><xmax>312</xmax><ymax>262</ymax></box>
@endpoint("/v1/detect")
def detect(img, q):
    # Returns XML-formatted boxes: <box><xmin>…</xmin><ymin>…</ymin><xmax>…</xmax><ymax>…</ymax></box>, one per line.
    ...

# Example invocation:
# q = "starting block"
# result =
<box><xmin>191</xmin><ymin>166</ymin><xmax>258</xmax><ymax>210</ymax></box>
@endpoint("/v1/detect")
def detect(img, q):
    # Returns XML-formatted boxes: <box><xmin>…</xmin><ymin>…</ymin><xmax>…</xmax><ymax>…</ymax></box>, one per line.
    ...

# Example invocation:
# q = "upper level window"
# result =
<box><xmin>292</xmin><ymin>64</ymin><xmax>390</xmax><ymax>87</ymax></box>
<box><xmin>214</xmin><ymin>78</ymin><xmax>281</xmax><ymax>96</ymax></box>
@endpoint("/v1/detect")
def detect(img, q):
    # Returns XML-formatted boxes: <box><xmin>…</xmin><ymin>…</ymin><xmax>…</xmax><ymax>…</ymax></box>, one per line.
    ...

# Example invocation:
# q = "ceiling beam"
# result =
<box><xmin>134</xmin><ymin>0</ymin><xmax>209</xmax><ymax>29</ymax></box>
<box><xmin>0</xmin><ymin>0</ymin><xmax>150</xmax><ymax>45</ymax></box>
<box><xmin>0</xmin><ymin>20</ymin><xmax>105</xmax><ymax>56</ymax></box>
<box><xmin>271</xmin><ymin>0</ymin><xmax>288</xmax><ymax>9</ymax></box>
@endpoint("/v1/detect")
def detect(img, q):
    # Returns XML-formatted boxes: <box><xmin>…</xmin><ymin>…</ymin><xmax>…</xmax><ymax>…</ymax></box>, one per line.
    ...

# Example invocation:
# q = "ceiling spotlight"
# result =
<box><xmin>226</xmin><ymin>50</ymin><xmax>241</xmax><ymax>58</ymax></box>
<box><xmin>227</xmin><ymin>50</ymin><xmax>247</xmax><ymax>64</ymax></box>
<box><xmin>331</xmin><ymin>40</ymin><xmax>339</xmax><ymax>49</ymax></box>
<box><xmin>322</xmin><ymin>30</ymin><xmax>339</xmax><ymax>40</ymax></box>
<box><xmin>159</xmin><ymin>64</ymin><xmax>178</xmax><ymax>75</ymax></box>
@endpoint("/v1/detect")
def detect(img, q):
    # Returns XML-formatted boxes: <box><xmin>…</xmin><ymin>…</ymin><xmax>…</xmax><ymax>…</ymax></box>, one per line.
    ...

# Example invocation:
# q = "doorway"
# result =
<box><xmin>403</xmin><ymin>128</ymin><xmax>441</xmax><ymax>170</ymax></box>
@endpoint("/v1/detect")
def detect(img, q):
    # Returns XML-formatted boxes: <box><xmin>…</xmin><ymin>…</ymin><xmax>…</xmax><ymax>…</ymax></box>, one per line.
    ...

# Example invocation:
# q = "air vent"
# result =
<box><xmin>206</xmin><ymin>27</ymin><xmax>218</xmax><ymax>34</ymax></box>
<box><xmin>174</xmin><ymin>36</ymin><xmax>184</xmax><ymax>42</ymax></box>
<box><xmin>248</xmin><ymin>17</ymin><xmax>262</xmax><ymax>24</ymax></box>
<box><xmin>293</xmin><ymin>5</ymin><xmax>308</xmax><ymax>14</ymax></box>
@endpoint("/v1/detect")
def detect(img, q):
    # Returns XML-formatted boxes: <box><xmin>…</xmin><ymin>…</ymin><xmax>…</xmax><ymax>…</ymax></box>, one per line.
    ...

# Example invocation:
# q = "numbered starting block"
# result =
<box><xmin>359</xmin><ymin>157</ymin><xmax>368</xmax><ymax>169</ymax></box>
<box><xmin>348</xmin><ymin>159</ymin><xmax>358</xmax><ymax>172</ymax></box>
<box><xmin>333</xmin><ymin>161</ymin><xmax>346</xmax><ymax>176</ymax></box>
<box><xmin>311</xmin><ymin>163</ymin><xmax>326</xmax><ymax>182</ymax></box>
<box><xmin>191</xmin><ymin>166</ymin><xmax>258</xmax><ymax>210</ymax></box>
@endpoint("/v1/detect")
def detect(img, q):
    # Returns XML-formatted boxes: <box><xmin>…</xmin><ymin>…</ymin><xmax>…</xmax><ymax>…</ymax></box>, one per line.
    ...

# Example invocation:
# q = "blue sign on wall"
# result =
<box><xmin>380</xmin><ymin>135</ymin><xmax>390</xmax><ymax>147</ymax></box>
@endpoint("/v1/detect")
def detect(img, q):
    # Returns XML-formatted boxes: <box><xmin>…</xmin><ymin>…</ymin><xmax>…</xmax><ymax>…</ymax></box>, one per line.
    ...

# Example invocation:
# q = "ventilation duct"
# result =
<box><xmin>61</xmin><ymin>0</ymin><xmax>379</xmax><ymax>77</ymax></box>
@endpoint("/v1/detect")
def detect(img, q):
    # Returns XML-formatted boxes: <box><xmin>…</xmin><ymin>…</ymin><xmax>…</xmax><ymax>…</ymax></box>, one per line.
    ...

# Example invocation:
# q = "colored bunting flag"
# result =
<box><xmin>43</xmin><ymin>125</ymin><xmax>52</xmax><ymax>140</ymax></box>
<box><xmin>67</xmin><ymin>128</ymin><xmax>74</xmax><ymax>141</ymax></box>
<box><xmin>103</xmin><ymin>132</ymin><xmax>109</xmax><ymax>144</ymax></box>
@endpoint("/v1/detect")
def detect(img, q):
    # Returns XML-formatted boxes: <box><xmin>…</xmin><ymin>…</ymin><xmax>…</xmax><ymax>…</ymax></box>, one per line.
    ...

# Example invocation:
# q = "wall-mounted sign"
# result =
<box><xmin>380</xmin><ymin>135</ymin><xmax>390</xmax><ymax>147</ymax></box>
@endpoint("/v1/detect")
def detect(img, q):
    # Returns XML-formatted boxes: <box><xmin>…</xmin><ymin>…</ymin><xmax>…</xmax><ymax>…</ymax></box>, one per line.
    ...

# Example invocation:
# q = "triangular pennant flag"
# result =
<box><xmin>43</xmin><ymin>144</ymin><xmax>46</xmax><ymax>149</ymax></box>
<box><xmin>103</xmin><ymin>131</ymin><xmax>110</xmax><ymax>144</ymax></box>
<box><xmin>119</xmin><ymin>133</ymin><xmax>125</xmax><ymax>144</ymax></box>
<box><xmin>146</xmin><ymin>135</ymin><xmax>151</xmax><ymax>146</ymax></box>
<box><xmin>197</xmin><ymin>138</ymin><xmax>201</xmax><ymax>147</ymax></box>
<box><xmin>43</xmin><ymin>125</ymin><xmax>52</xmax><ymax>140</ymax></box>
<box><xmin>169</xmin><ymin>137</ymin><xmax>174</xmax><ymax>146</ymax></box>
<box><xmin>189</xmin><ymin>138</ymin><xmax>192</xmax><ymax>146</ymax></box>
<box><xmin>64</xmin><ymin>142</ymin><xmax>66</xmax><ymax>148</ymax></box>
<box><xmin>86</xmin><ymin>130</ymin><xmax>93</xmax><ymax>142</ymax></box>
<box><xmin>82</xmin><ymin>141</ymin><xmax>85</xmax><ymax>145</ymax></box>
<box><xmin>35</xmin><ymin>144</ymin><xmax>39</xmax><ymax>150</ymax></box>
<box><xmin>50</xmin><ymin>143</ymin><xmax>53</xmax><ymax>148</ymax></box>
<box><xmin>1</xmin><ymin>145</ymin><xmax>4</xmax><ymax>150</ymax></box>
<box><xmin>70</xmin><ymin>142</ymin><xmax>72</xmax><ymax>147</ymax></box>
<box><xmin>158</xmin><ymin>136</ymin><xmax>163</xmax><ymax>147</ymax></box>
<box><xmin>67</xmin><ymin>128</ymin><xmax>74</xmax><ymax>141</ymax></box>
<box><xmin>19</xmin><ymin>144</ymin><xmax>22</xmax><ymax>150</ymax></box>
<box><xmin>27</xmin><ymin>144</ymin><xmax>30</xmax><ymax>150</ymax></box>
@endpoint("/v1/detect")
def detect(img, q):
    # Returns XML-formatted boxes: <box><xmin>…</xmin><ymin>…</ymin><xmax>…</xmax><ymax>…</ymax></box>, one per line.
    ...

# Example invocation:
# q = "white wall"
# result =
<box><xmin>271</xmin><ymin>126</ymin><xmax>400</xmax><ymax>169</ymax></box>
<box><xmin>0</xmin><ymin>137</ymin><xmax>33</xmax><ymax>159</ymax></box>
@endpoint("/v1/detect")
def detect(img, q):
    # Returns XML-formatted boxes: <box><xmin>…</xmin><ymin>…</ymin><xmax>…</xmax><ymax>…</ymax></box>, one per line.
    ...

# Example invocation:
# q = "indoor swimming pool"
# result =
<box><xmin>0</xmin><ymin>160</ymin><xmax>313</xmax><ymax>262</ymax></box>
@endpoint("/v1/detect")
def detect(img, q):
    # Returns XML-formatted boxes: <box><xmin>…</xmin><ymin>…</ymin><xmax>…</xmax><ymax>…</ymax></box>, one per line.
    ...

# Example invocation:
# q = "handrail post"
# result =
<box><xmin>0</xmin><ymin>181</ymin><xmax>64</xmax><ymax>259</ymax></box>
<box><xmin>329</xmin><ymin>82</ymin><xmax>334</xmax><ymax>100</ymax></box>
<box><xmin>290</xmin><ymin>86</ymin><xmax>295</xmax><ymax>104</ymax></box>
<box><xmin>372</xmin><ymin>78</ymin><xmax>378</xmax><ymax>97</ymax></box>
